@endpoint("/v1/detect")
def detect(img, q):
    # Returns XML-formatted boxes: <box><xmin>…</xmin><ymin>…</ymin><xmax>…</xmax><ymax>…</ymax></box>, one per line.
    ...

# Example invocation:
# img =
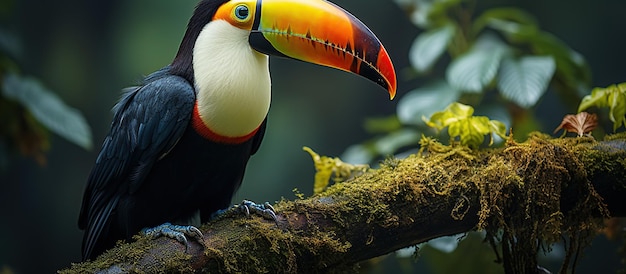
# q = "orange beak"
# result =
<box><xmin>248</xmin><ymin>0</ymin><xmax>397</xmax><ymax>99</ymax></box>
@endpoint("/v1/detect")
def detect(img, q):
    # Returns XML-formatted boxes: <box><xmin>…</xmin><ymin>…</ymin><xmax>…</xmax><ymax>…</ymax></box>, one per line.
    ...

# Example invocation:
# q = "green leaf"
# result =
<box><xmin>446</xmin><ymin>34</ymin><xmax>507</xmax><ymax>93</ymax></box>
<box><xmin>488</xmin><ymin>120</ymin><xmax>508</xmax><ymax>143</ymax></box>
<box><xmin>497</xmin><ymin>55</ymin><xmax>556</xmax><ymax>108</ymax></box>
<box><xmin>448</xmin><ymin>116</ymin><xmax>491</xmax><ymax>147</ymax></box>
<box><xmin>475</xmin><ymin>103</ymin><xmax>511</xmax><ymax>145</ymax></box>
<box><xmin>608</xmin><ymin>86</ymin><xmax>626</xmax><ymax>131</ymax></box>
<box><xmin>578</xmin><ymin>87</ymin><xmax>610</xmax><ymax>111</ymax></box>
<box><xmin>446</xmin><ymin>101</ymin><xmax>474</xmax><ymax>118</ymax></box>
<box><xmin>2</xmin><ymin>73</ymin><xmax>93</xmax><ymax>150</ymax></box>
<box><xmin>530</xmin><ymin>32</ymin><xmax>591</xmax><ymax>97</ymax></box>
<box><xmin>578</xmin><ymin>83</ymin><xmax>626</xmax><ymax>131</ymax></box>
<box><xmin>475</xmin><ymin>103</ymin><xmax>512</xmax><ymax>128</ymax></box>
<box><xmin>423</xmin><ymin>102</ymin><xmax>474</xmax><ymax>130</ymax></box>
<box><xmin>373</xmin><ymin>128</ymin><xmax>421</xmax><ymax>156</ymax></box>
<box><xmin>423</xmin><ymin>102</ymin><xmax>508</xmax><ymax>148</ymax></box>
<box><xmin>410</xmin><ymin>24</ymin><xmax>455</xmax><ymax>72</ymax></box>
<box><xmin>303</xmin><ymin>146</ymin><xmax>369</xmax><ymax>194</ymax></box>
<box><xmin>397</xmin><ymin>80</ymin><xmax>461</xmax><ymax>125</ymax></box>
<box><xmin>472</xmin><ymin>8</ymin><xmax>539</xmax><ymax>40</ymax></box>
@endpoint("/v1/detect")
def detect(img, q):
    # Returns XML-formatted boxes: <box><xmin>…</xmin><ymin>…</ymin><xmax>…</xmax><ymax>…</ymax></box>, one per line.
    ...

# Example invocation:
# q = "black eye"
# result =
<box><xmin>234</xmin><ymin>5</ymin><xmax>249</xmax><ymax>20</ymax></box>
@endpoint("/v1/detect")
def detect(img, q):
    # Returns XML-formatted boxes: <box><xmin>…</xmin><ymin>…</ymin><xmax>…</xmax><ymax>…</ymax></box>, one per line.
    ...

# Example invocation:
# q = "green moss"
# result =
<box><xmin>60</xmin><ymin>236</ymin><xmax>159</xmax><ymax>273</ymax></box>
<box><xmin>309</xmin><ymin>133</ymin><xmax>611</xmax><ymax>272</ymax></box>
<box><xmin>62</xmin><ymin>133</ymin><xmax>621</xmax><ymax>273</ymax></box>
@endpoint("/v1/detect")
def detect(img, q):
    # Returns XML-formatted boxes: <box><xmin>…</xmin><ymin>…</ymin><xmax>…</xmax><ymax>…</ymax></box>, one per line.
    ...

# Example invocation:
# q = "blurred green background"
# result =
<box><xmin>0</xmin><ymin>0</ymin><xmax>624</xmax><ymax>273</ymax></box>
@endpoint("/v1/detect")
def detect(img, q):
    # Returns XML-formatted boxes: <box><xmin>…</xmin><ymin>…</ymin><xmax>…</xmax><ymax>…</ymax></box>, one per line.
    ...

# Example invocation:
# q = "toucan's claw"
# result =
<box><xmin>142</xmin><ymin>222</ymin><xmax>205</xmax><ymax>251</ymax></box>
<box><xmin>214</xmin><ymin>200</ymin><xmax>278</xmax><ymax>224</ymax></box>
<box><xmin>238</xmin><ymin>200</ymin><xmax>278</xmax><ymax>223</ymax></box>
<box><xmin>211</xmin><ymin>200</ymin><xmax>278</xmax><ymax>226</ymax></box>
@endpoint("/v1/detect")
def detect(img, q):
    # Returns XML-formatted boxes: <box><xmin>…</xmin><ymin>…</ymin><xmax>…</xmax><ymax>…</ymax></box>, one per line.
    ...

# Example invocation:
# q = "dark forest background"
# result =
<box><xmin>1</xmin><ymin>0</ymin><xmax>624</xmax><ymax>273</ymax></box>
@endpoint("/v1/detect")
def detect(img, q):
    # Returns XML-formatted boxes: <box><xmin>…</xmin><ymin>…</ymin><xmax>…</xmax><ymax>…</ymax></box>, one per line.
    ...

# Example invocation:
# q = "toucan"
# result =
<box><xmin>78</xmin><ymin>0</ymin><xmax>396</xmax><ymax>260</ymax></box>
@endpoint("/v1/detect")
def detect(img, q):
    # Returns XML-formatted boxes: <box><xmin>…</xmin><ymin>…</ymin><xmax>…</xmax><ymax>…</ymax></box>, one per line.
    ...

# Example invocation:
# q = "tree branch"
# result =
<box><xmin>62</xmin><ymin>134</ymin><xmax>626</xmax><ymax>273</ymax></box>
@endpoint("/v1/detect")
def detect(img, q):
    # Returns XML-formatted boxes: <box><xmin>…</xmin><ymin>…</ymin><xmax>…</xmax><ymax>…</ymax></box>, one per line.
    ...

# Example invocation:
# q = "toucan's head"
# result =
<box><xmin>173</xmin><ymin>0</ymin><xmax>396</xmax><ymax>99</ymax></box>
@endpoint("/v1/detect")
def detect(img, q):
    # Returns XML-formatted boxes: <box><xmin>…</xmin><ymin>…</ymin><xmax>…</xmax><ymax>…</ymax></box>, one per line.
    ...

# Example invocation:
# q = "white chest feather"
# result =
<box><xmin>193</xmin><ymin>20</ymin><xmax>271</xmax><ymax>138</ymax></box>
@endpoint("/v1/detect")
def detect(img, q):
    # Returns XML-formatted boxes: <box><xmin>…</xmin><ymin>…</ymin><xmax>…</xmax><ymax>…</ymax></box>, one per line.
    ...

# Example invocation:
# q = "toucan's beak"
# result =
<box><xmin>249</xmin><ymin>0</ymin><xmax>397</xmax><ymax>99</ymax></box>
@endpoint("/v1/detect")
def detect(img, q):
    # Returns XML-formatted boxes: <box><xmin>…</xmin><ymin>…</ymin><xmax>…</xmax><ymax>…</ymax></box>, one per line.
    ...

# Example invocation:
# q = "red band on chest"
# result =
<box><xmin>191</xmin><ymin>103</ymin><xmax>259</xmax><ymax>144</ymax></box>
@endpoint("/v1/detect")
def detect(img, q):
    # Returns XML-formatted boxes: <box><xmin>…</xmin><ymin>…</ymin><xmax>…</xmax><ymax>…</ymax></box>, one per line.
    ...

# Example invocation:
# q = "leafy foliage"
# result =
<box><xmin>0</xmin><ymin>30</ymin><xmax>92</xmax><ymax>167</ymax></box>
<box><xmin>578</xmin><ymin>83</ymin><xmax>626</xmax><ymax>131</ymax></box>
<box><xmin>397</xmin><ymin>81</ymin><xmax>460</xmax><ymax>125</ymax></box>
<box><xmin>446</xmin><ymin>35</ymin><xmax>507</xmax><ymax>93</ymax></box>
<box><xmin>553</xmin><ymin>112</ymin><xmax>598</xmax><ymax>137</ymax></box>
<box><xmin>397</xmin><ymin>0</ymin><xmax>588</xmax><ymax>104</ymax></box>
<box><xmin>2</xmin><ymin>74</ymin><xmax>92</xmax><ymax>150</ymax></box>
<box><xmin>339</xmin><ymin>2</ymin><xmax>626</xmax><ymax>272</ymax></box>
<box><xmin>0</xmin><ymin>95</ymin><xmax>50</xmax><ymax>165</ymax></box>
<box><xmin>344</xmin><ymin>0</ymin><xmax>592</xmax><ymax>163</ymax></box>
<box><xmin>303</xmin><ymin>147</ymin><xmax>369</xmax><ymax>194</ymax></box>
<box><xmin>497</xmin><ymin>55</ymin><xmax>556</xmax><ymax>108</ymax></box>
<box><xmin>410</xmin><ymin>24</ymin><xmax>455</xmax><ymax>72</ymax></box>
<box><xmin>423</xmin><ymin>102</ymin><xmax>507</xmax><ymax>147</ymax></box>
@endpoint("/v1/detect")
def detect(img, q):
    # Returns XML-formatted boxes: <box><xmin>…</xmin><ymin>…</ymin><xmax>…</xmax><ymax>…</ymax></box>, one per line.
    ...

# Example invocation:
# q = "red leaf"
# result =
<box><xmin>554</xmin><ymin>112</ymin><xmax>598</xmax><ymax>137</ymax></box>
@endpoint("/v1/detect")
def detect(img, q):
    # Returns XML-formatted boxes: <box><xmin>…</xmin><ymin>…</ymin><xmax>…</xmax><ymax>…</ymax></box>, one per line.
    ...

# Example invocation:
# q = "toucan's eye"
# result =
<box><xmin>234</xmin><ymin>5</ymin><xmax>249</xmax><ymax>20</ymax></box>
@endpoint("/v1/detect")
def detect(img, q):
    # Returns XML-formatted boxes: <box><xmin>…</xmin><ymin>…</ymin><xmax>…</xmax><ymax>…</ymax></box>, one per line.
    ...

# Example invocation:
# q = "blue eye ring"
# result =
<box><xmin>234</xmin><ymin>5</ymin><xmax>249</xmax><ymax>20</ymax></box>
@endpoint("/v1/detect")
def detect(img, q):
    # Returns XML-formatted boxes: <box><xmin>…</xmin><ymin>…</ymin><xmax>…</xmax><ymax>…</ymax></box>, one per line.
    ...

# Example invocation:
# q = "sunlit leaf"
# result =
<box><xmin>488</xmin><ymin>120</ymin><xmax>508</xmax><ymax>144</ymax></box>
<box><xmin>397</xmin><ymin>80</ymin><xmax>461</xmax><ymax>125</ymax></box>
<box><xmin>303</xmin><ymin>146</ymin><xmax>369</xmax><ymax>194</ymax></box>
<box><xmin>497</xmin><ymin>55</ymin><xmax>556</xmax><ymax>108</ymax></box>
<box><xmin>475</xmin><ymin>104</ymin><xmax>511</xmax><ymax>124</ymax></box>
<box><xmin>475</xmin><ymin>103</ymin><xmax>511</xmax><ymax>145</ymax></box>
<box><xmin>410</xmin><ymin>24</ymin><xmax>455</xmax><ymax>72</ymax></box>
<box><xmin>2</xmin><ymin>73</ymin><xmax>93</xmax><ymax>150</ymax></box>
<box><xmin>579</xmin><ymin>86</ymin><xmax>611</xmax><ymax>111</ymax></box>
<box><xmin>446</xmin><ymin>35</ymin><xmax>507</xmax><ymax>93</ymax></box>
<box><xmin>423</xmin><ymin>101</ymin><xmax>473</xmax><ymax>130</ymax></box>
<box><xmin>423</xmin><ymin>102</ymin><xmax>507</xmax><ymax>148</ymax></box>
<box><xmin>608</xmin><ymin>84</ymin><xmax>626</xmax><ymax>131</ymax></box>
<box><xmin>303</xmin><ymin>146</ymin><xmax>334</xmax><ymax>194</ymax></box>
<box><xmin>449</xmin><ymin>116</ymin><xmax>490</xmax><ymax>146</ymax></box>
<box><xmin>446</xmin><ymin>101</ymin><xmax>474</xmax><ymax>117</ymax></box>
<box><xmin>578</xmin><ymin>83</ymin><xmax>626</xmax><ymax>131</ymax></box>
<box><xmin>554</xmin><ymin>112</ymin><xmax>598</xmax><ymax>137</ymax></box>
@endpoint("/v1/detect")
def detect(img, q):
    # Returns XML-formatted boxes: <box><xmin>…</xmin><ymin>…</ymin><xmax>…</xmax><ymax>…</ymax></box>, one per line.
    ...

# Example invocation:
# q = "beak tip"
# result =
<box><xmin>387</xmin><ymin>76</ymin><xmax>397</xmax><ymax>100</ymax></box>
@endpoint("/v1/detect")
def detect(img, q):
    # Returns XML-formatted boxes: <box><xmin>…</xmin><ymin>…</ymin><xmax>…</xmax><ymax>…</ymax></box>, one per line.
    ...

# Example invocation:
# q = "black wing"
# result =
<box><xmin>78</xmin><ymin>70</ymin><xmax>195</xmax><ymax>260</ymax></box>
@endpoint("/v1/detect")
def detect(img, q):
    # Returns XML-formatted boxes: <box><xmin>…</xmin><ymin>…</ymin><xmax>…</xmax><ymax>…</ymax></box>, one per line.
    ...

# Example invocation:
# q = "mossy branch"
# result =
<box><xmin>62</xmin><ymin>134</ymin><xmax>626</xmax><ymax>273</ymax></box>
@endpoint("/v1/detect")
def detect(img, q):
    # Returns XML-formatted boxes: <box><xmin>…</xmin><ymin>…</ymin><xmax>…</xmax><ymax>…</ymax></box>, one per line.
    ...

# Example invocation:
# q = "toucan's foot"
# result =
<box><xmin>213</xmin><ymin>200</ymin><xmax>278</xmax><ymax>224</ymax></box>
<box><xmin>142</xmin><ymin>222</ymin><xmax>205</xmax><ymax>251</ymax></box>
<box><xmin>237</xmin><ymin>200</ymin><xmax>278</xmax><ymax>222</ymax></box>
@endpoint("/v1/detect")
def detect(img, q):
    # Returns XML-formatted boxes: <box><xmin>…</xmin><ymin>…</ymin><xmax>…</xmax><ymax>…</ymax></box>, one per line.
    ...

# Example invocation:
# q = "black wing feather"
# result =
<box><xmin>78</xmin><ymin>70</ymin><xmax>195</xmax><ymax>259</ymax></box>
